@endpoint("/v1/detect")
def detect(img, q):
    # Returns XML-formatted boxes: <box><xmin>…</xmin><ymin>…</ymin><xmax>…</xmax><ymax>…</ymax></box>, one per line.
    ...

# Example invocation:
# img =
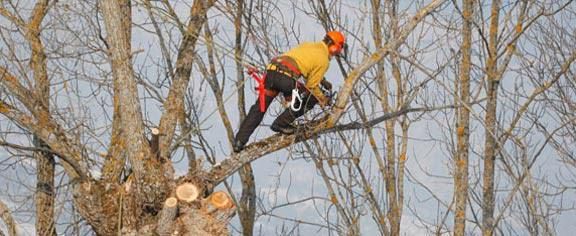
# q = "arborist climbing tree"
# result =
<box><xmin>233</xmin><ymin>31</ymin><xmax>347</xmax><ymax>152</ymax></box>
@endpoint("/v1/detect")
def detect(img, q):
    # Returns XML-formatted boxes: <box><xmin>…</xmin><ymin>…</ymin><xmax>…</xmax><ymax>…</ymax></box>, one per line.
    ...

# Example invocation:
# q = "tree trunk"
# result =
<box><xmin>482</xmin><ymin>1</ymin><xmax>502</xmax><ymax>235</ymax></box>
<box><xmin>385</xmin><ymin>1</ymin><xmax>403</xmax><ymax>234</ymax></box>
<box><xmin>27</xmin><ymin>1</ymin><xmax>57</xmax><ymax>234</ymax></box>
<box><xmin>102</xmin><ymin>0</ymin><xmax>133</xmax><ymax>184</ymax></box>
<box><xmin>238</xmin><ymin>164</ymin><xmax>256</xmax><ymax>236</ymax></box>
<box><xmin>454</xmin><ymin>0</ymin><xmax>473</xmax><ymax>235</ymax></box>
<box><xmin>369</xmin><ymin>1</ymin><xmax>392</xmax><ymax>234</ymax></box>
<box><xmin>34</xmin><ymin>140</ymin><xmax>56</xmax><ymax>236</ymax></box>
<box><xmin>234</xmin><ymin>0</ymin><xmax>247</xmax><ymax>120</ymax></box>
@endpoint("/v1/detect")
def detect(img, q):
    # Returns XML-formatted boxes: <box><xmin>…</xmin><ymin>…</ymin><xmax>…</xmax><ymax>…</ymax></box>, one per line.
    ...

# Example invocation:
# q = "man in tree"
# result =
<box><xmin>233</xmin><ymin>31</ymin><xmax>347</xmax><ymax>152</ymax></box>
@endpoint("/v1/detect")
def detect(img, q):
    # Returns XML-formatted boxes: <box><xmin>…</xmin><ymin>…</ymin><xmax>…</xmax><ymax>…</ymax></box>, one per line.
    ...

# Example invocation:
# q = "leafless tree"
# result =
<box><xmin>1</xmin><ymin>0</ymin><xmax>575</xmax><ymax>235</ymax></box>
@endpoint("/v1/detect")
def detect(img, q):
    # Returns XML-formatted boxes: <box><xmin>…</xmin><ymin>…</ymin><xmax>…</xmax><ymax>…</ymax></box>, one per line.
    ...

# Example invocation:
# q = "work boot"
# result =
<box><xmin>233</xmin><ymin>140</ymin><xmax>245</xmax><ymax>153</ymax></box>
<box><xmin>270</xmin><ymin>123</ymin><xmax>296</xmax><ymax>135</ymax></box>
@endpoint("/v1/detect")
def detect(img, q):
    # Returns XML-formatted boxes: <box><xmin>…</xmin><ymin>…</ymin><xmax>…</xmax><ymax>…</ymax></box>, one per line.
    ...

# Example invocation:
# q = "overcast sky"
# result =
<box><xmin>1</xmin><ymin>0</ymin><xmax>576</xmax><ymax>235</ymax></box>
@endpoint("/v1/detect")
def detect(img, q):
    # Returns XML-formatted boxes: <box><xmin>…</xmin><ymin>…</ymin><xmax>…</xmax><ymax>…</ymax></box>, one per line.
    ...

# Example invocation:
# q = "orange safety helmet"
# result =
<box><xmin>324</xmin><ymin>31</ymin><xmax>346</xmax><ymax>55</ymax></box>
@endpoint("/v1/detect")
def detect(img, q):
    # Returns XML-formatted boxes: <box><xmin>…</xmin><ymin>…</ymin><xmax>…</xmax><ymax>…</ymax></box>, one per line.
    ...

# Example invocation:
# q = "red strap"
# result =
<box><xmin>273</xmin><ymin>57</ymin><xmax>301</xmax><ymax>76</ymax></box>
<box><xmin>248</xmin><ymin>67</ymin><xmax>267</xmax><ymax>112</ymax></box>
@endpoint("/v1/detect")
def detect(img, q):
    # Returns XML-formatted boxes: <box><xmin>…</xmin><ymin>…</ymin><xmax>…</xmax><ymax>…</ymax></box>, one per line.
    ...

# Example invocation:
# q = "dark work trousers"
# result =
<box><xmin>271</xmin><ymin>89</ymin><xmax>318</xmax><ymax>129</ymax></box>
<box><xmin>234</xmin><ymin>70</ymin><xmax>318</xmax><ymax>146</ymax></box>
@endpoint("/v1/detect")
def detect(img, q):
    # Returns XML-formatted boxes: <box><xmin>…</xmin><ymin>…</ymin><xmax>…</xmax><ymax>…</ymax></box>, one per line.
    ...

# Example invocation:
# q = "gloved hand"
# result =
<box><xmin>321</xmin><ymin>79</ymin><xmax>333</xmax><ymax>91</ymax></box>
<box><xmin>317</xmin><ymin>95</ymin><xmax>329</xmax><ymax>108</ymax></box>
<box><xmin>326</xmin><ymin>91</ymin><xmax>336</xmax><ymax>107</ymax></box>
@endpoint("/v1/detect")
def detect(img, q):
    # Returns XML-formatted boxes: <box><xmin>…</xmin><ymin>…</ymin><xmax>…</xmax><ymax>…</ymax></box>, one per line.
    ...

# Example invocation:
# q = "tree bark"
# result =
<box><xmin>26</xmin><ymin>0</ymin><xmax>57</xmax><ymax>234</ymax></box>
<box><xmin>34</xmin><ymin>141</ymin><xmax>56</xmax><ymax>236</ymax></box>
<box><xmin>157</xmin><ymin>197</ymin><xmax>178</xmax><ymax>235</ymax></box>
<box><xmin>102</xmin><ymin>0</ymin><xmax>133</xmax><ymax>184</ymax></box>
<box><xmin>0</xmin><ymin>200</ymin><xmax>16</xmax><ymax>236</ymax></box>
<box><xmin>234</xmin><ymin>0</ymin><xmax>247</xmax><ymax>120</ymax></box>
<box><xmin>101</xmin><ymin>0</ymin><xmax>154</xmax><ymax>179</ymax></box>
<box><xmin>100</xmin><ymin>1</ymin><xmax>167</xmax><ymax>231</ymax></box>
<box><xmin>454</xmin><ymin>0</ymin><xmax>473</xmax><ymax>235</ymax></box>
<box><xmin>482</xmin><ymin>0</ymin><xmax>501</xmax><ymax>235</ymax></box>
<box><xmin>384</xmin><ymin>1</ymin><xmax>403</xmax><ymax>234</ymax></box>
<box><xmin>368</xmin><ymin>1</ymin><xmax>392</xmax><ymax>234</ymax></box>
<box><xmin>238</xmin><ymin>164</ymin><xmax>256</xmax><ymax>236</ymax></box>
<box><xmin>158</xmin><ymin>0</ymin><xmax>216</xmax><ymax>163</ymax></box>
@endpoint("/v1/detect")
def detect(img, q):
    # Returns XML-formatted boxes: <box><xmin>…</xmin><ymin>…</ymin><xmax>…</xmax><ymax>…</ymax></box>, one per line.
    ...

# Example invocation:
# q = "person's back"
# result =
<box><xmin>283</xmin><ymin>42</ymin><xmax>331</xmax><ymax>105</ymax></box>
<box><xmin>283</xmin><ymin>41</ymin><xmax>330</xmax><ymax>77</ymax></box>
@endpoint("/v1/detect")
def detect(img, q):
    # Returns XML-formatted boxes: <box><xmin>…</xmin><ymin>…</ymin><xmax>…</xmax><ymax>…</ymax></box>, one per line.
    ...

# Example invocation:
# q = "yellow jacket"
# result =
<box><xmin>282</xmin><ymin>42</ymin><xmax>330</xmax><ymax>106</ymax></box>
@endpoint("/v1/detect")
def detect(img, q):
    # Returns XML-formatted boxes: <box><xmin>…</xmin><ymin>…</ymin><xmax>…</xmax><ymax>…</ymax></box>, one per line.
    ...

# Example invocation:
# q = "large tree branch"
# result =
<box><xmin>157</xmin><ymin>0</ymin><xmax>215</xmax><ymax>161</ymax></box>
<box><xmin>102</xmin><ymin>0</ymin><xmax>132</xmax><ymax>184</ymax></box>
<box><xmin>0</xmin><ymin>6</ymin><xmax>25</xmax><ymax>29</ymax></box>
<box><xmin>207</xmin><ymin>106</ymin><xmax>421</xmax><ymax>185</ymax></box>
<box><xmin>454</xmin><ymin>0</ymin><xmax>474</xmax><ymax>234</ymax></box>
<box><xmin>0</xmin><ymin>140</ymin><xmax>54</xmax><ymax>153</ymax></box>
<box><xmin>26</xmin><ymin>2</ymin><xmax>58</xmax><ymax>234</ymax></box>
<box><xmin>101</xmin><ymin>0</ymin><xmax>154</xmax><ymax>178</ymax></box>
<box><xmin>0</xmin><ymin>200</ymin><xmax>16</xmax><ymax>236</ymax></box>
<box><xmin>100</xmin><ymin>2</ymin><xmax>173</xmax><ymax>222</ymax></box>
<box><xmin>0</xmin><ymin>100</ymin><xmax>88</xmax><ymax>180</ymax></box>
<box><xmin>0</xmin><ymin>67</ymin><xmax>39</xmax><ymax>116</ymax></box>
<box><xmin>1</xmin><ymin>68</ymin><xmax>89</xmax><ymax>180</ymax></box>
<box><xmin>27</xmin><ymin>0</ymin><xmax>50</xmax><ymax>33</ymax></box>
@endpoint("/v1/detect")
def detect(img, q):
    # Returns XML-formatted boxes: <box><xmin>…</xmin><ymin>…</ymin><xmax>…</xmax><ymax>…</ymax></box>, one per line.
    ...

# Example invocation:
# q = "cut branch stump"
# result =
<box><xmin>176</xmin><ymin>183</ymin><xmax>199</xmax><ymax>202</ymax></box>
<box><xmin>157</xmin><ymin>197</ymin><xmax>178</xmax><ymax>235</ymax></box>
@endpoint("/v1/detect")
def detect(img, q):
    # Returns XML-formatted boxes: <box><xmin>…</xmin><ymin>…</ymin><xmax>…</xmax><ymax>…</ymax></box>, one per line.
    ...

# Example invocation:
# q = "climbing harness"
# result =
<box><xmin>247</xmin><ymin>67</ymin><xmax>267</xmax><ymax>112</ymax></box>
<box><xmin>267</xmin><ymin>57</ymin><xmax>302</xmax><ymax>78</ymax></box>
<box><xmin>249</xmin><ymin>56</ymin><xmax>307</xmax><ymax>113</ymax></box>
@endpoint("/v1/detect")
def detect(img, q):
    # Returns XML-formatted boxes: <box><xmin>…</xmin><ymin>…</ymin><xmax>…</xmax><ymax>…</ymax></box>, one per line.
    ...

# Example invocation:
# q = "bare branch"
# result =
<box><xmin>0</xmin><ymin>200</ymin><xmax>16</xmax><ymax>236</ymax></box>
<box><xmin>157</xmin><ymin>0</ymin><xmax>216</xmax><ymax>162</ymax></box>
<box><xmin>326</xmin><ymin>0</ymin><xmax>447</xmax><ymax>127</ymax></box>
<box><xmin>208</xmin><ymin>105</ymin><xmax>425</xmax><ymax>184</ymax></box>
<box><xmin>0</xmin><ymin>100</ymin><xmax>88</xmax><ymax>180</ymax></box>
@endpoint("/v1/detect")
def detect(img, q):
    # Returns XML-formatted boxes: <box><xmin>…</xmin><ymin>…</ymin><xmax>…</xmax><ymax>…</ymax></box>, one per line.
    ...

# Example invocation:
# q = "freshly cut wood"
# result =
<box><xmin>151</xmin><ymin>127</ymin><xmax>160</xmax><ymax>135</ymax></box>
<box><xmin>209</xmin><ymin>191</ymin><xmax>232</xmax><ymax>209</ymax></box>
<box><xmin>157</xmin><ymin>197</ymin><xmax>178</xmax><ymax>235</ymax></box>
<box><xmin>150</xmin><ymin>127</ymin><xmax>160</xmax><ymax>157</ymax></box>
<box><xmin>176</xmin><ymin>183</ymin><xmax>199</xmax><ymax>202</ymax></box>
<box><xmin>165</xmin><ymin>197</ymin><xmax>178</xmax><ymax>207</ymax></box>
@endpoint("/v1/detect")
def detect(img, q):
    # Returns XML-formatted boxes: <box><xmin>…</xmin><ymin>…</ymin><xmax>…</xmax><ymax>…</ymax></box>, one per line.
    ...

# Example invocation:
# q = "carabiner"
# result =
<box><xmin>290</xmin><ymin>88</ymin><xmax>303</xmax><ymax>112</ymax></box>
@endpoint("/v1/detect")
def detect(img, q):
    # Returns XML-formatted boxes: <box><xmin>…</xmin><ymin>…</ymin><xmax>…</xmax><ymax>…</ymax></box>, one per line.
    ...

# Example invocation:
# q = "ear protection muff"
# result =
<box><xmin>324</xmin><ymin>35</ymin><xmax>343</xmax><ymax>55</ymax></box>
<box><xmin>329</xmin><ymin>43</ymin><xmax>342</xmax><ymax>55</ymax></box>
